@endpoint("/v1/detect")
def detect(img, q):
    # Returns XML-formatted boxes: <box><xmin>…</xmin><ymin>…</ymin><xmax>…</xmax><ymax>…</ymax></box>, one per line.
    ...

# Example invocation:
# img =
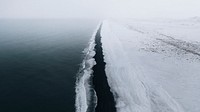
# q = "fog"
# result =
<box><xmin>0</xmin><ymin>0</ymin><xmax>200</xmax><ymax>19</ymax></box>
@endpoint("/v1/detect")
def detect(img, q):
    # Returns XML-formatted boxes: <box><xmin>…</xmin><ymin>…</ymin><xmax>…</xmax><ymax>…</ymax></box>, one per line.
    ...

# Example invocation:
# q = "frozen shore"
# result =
<box><xmin>76</xmin><ymin>18</ymin><xmax>200</xmax><ymax>112</ymax></box>
<box><xmin>101</xmin><ymin>19</ymin><xmax>200</xmax><ymax>112</ymax></box>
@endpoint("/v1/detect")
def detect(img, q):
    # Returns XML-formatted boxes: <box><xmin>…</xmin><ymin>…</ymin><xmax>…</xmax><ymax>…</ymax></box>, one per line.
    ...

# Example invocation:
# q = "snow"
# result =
<box><xmin>101</xmin><ymin>19</ymin><xmax>200</xmax><ymax>112</ymax></box>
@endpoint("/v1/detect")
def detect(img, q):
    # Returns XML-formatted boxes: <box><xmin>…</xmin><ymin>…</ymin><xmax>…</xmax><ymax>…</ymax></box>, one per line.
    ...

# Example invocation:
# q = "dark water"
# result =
<box><xmin>0</xmin><ymin>19</ymin><xmax>98</xmax><ymax>112</ymax></box>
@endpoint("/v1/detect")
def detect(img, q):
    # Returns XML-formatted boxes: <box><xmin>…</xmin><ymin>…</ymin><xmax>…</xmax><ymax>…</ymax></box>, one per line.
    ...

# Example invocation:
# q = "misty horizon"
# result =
<box><xmin>0</xmin><ymin>0</ymin><xmax>200</xmax><ymax>19</ymax></box>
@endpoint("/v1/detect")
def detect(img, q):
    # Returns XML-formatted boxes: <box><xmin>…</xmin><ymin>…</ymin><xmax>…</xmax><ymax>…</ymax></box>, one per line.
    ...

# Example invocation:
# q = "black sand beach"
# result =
<box><xmin>92</xmin><ymin>25</ymin><xmax>116</xmax><ymax>112</ymax></box>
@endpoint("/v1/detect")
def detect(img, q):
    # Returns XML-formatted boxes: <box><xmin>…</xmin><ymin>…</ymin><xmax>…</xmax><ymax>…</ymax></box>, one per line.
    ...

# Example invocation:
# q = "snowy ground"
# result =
<box><xmin>101</xmin><ymin>18</ymin><xmax>200</xmax><ymax>112</ymax></box>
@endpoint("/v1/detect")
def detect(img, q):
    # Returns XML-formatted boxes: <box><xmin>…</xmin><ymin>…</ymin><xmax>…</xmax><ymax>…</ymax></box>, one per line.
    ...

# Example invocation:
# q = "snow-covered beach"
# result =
<box><xmin>76</xmin><ymin>18</ymin><xmax>200</xmax><ymax>112</ymax></box>
<box><xmin>100</xmin><ymin>18</ymin><xmax>200</xmax><ymax>112</ymax></box>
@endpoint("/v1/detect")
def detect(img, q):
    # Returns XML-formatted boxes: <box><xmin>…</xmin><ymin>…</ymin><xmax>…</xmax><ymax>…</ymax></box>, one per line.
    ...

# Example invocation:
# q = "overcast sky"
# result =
<box><xmin>0</xmin><ymin>0</ymin><xmax>200</xmax><ymax>19</ymax></box>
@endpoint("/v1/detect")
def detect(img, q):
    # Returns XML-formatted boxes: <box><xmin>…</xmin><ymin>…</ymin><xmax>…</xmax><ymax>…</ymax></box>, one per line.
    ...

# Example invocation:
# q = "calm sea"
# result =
<box><xmin>0</xmin><ymin>19</ymin><xmax>98</xmax><ymax>112</ymax></box>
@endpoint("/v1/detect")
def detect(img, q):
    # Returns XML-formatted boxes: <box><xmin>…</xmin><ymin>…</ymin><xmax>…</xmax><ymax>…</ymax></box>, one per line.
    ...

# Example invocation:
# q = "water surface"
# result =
<box><xmin>0</xmin><ymin>19</ymin><xmax>98</xmax><ymax>112</ymax></box>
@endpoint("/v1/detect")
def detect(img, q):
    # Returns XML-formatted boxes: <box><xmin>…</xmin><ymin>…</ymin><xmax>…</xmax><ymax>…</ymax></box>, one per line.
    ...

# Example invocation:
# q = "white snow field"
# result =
<box><xmin>101</xmin><ymin>18</ymin><xmax>200</xmax><ymax>112</ymax></box>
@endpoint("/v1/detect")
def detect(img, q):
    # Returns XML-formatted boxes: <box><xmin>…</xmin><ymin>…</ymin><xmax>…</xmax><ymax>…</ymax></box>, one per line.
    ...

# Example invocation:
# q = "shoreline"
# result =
<box><xmin>92</xmin><ymin>24</ymin><xmax>116</xmax><ymax>112</ymax></box>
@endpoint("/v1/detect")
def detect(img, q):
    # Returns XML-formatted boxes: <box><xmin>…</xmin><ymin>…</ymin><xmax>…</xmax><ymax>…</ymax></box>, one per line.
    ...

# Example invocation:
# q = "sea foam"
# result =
<box><xmin>75</xmin><ymin>23</ymin><xmax>101</xmax><ymax>112</ymax></box>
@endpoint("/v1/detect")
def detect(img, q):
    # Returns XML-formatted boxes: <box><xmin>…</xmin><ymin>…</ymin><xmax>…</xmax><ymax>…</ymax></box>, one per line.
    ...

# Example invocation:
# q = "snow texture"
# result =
<box><xmin>101</xmin><ymin>19</ymin><xmax>200</xmax><ymax>112</ymax></box>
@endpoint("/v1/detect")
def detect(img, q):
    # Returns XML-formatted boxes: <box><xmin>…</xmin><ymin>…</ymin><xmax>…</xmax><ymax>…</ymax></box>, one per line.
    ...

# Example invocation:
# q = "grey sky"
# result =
<box><xmin>0</xmin><ymin>0</ymin><xmax>200</xmax><ymax>19</ymax></box>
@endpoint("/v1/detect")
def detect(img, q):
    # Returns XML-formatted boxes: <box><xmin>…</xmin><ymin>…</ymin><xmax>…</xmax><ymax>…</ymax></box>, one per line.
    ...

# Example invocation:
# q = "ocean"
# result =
<box><xmin>0</xmin><ymin>19</ymin><xmax>98</xmax><ymax>112</ymax></box>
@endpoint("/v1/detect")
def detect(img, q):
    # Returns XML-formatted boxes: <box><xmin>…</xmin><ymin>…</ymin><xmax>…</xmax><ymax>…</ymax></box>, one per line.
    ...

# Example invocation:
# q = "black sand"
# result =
<box><xmin>92</xmin><ymin>25</ymin><xmax>116</xmax><ymax>112</ymax></box>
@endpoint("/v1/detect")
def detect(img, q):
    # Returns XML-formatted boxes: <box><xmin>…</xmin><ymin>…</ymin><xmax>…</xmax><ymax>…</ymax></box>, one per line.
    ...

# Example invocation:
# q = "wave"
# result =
<box><xmin>75</xmin><ymin>23</ymin><xmax>101</xmax><ymax>112</ymax></box>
